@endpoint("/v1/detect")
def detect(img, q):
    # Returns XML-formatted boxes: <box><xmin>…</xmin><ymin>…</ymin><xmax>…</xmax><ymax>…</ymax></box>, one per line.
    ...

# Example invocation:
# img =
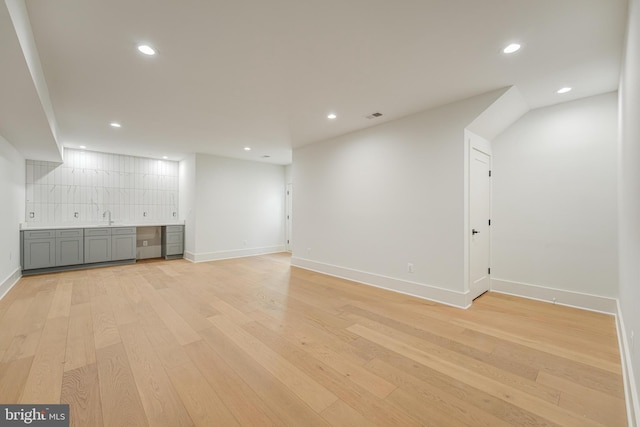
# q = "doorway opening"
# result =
<box><xmin>469</xmin><ymin>138</ymin><xmax>492</xmax><ymax>301</ymax></box>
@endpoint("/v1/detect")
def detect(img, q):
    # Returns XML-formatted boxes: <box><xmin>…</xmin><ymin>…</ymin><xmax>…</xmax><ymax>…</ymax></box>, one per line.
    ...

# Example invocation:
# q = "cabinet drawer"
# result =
<box><xmin>55</xmin><ymin>229</ymin><xmax>83</xmax><ymax>238</ymax></box>
<box><xmin>112</xmin><ymin>227</ymin><xmax>136</xmax><ymax>235</ymax></box>
<box><xmin>165</xmin><ymin>233</ymin><xmax>183</xmax><ymax>245</ymax></box>
<box><xmin>165</xmin><ymin>225</ymin><xmax>183</xmax><ymax>233</ymax></box>
<box><xmin>23</xmin><ymin>230</ymin><xmax>55</xmax><ymax>239</ymax></box>
<box><xmin>85</xmin><ymin>228</ymin><xmax>111</xmax><ymax>236</ymax></box>
<box><xmin>165</xmin><ymin>243</ymin><xmax>184</xmax><ymax>256</ymax></box>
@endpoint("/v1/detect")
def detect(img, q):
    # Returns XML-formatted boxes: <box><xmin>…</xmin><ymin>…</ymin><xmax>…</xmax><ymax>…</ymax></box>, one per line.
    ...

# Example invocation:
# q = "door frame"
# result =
<box><xmin>464</xmin><ymin>130</ymin><xmax>492</xmax><ymax>306</ymax></box>
<box><xmin>285</xmin><ymin>183</ymin><xmax>292</xmax><ymax>252</ymax></box>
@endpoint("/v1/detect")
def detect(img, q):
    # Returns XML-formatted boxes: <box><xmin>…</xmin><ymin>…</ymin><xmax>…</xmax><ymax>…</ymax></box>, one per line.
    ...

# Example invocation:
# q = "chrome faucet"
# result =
<box><xmin>103</xmin><ymin>209</ymin><xmax>113</xmax><ymax>226</ymax></box>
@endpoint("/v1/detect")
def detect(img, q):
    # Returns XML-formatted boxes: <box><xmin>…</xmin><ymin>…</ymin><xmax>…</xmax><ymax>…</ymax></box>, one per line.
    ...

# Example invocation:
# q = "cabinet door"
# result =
<box><xmin>84</xmin><ymin>236</ymin><xmax>111</xmax><ymax>263</ymax></box>
<box><xmin>23</xmin><ymin>238</ymin><xmax>56</xmax><ymax>270</ymax></box>
<box><xmin>112</xmin><ymin>234</ymin><xmax>136</xmax><ymax>261</ymax></box>
<box><xmin>56</xmin><ymin>237</ymin><xmax>84</xmax><ymax>266</ymax></box>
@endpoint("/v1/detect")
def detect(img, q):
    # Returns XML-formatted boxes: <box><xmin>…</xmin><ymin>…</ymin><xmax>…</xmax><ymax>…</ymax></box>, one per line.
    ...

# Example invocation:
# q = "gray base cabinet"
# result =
<box><xmin>21</xmin><ymin>224</ymin><xmax>175</xmax><ymax>273</ymax></box>
<box><xmin>84</xmin><ymin>228</ymin><xmax>112</xmax><ymax>264</ymax></box>
<box><xmin>112</xmin><ymin>227</ymin><xmax>136</xmax><ymax>261</ymax></box>
<box><xmin>84</xmin><ymin>227</ymin><xmax>136</xmax><ymax>263</ymax></box>
<box><xmin>23</xmin><ymin>230</ymin><xmax>56</xmax><ymax>270</ymax></box>
<box><xmin>55</xmin><ymin>229</ymin><xmax>84</xmax><ymax>267</ymax></box>
<box><xmin>23</xmin><ymin>229</ymin><xmax>84</xmax><ymax>270</ymax></box>
<box><xmin>162</xmin><ymin>225</ymin><xmax>184</xmax><ymax>259</ymax></box>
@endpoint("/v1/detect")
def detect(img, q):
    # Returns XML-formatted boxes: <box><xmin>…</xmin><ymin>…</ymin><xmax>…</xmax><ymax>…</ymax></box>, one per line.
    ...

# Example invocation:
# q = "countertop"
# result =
<box><xmin>20</xmin><ymin>222</ymin><xmax>185</xmax><ymax>230</ymax></box>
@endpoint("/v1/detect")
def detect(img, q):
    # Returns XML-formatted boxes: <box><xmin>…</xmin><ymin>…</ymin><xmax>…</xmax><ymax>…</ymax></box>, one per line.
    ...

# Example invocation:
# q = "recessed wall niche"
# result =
<box><xmin>25</xmin><ymin>149</ymin><xmax>179</xmax><ymax>225</ymax></box>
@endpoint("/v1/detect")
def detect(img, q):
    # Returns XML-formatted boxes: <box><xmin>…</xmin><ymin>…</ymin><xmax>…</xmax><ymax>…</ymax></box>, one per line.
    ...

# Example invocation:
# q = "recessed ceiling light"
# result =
<box><xmin>79</xmin><ymin>145</ymin><xmax>86</xmax><ymax>149</ymax></box>
<box><xmin>503</xmin><ymin>43</ymin><xmax>521</xmax><ymax>54</ymax></box>
<box><xmin>137</xmin><ymin>45</ymin><xmax>156</xmax><ymax>55</ymax></box>
<box><xmin>244</xmin><ymin>147</ymin><xmax>251</xmax><ymax>151</ymax></box>
<box><xmin>557</xmin><ymin>87</ymin><xmax>572</xmax><ymax>94</ymax></box>
<box><xmin>162</xmin><ymin>156</ymin><xmax>168</xmax><ymax>159</ymax></box>
<box><xmin>110</xmin><ymin>122</ymin><xmax>121</xmax><ymax>128</ymax></box>
<box><xmin>327</xmin><ymin>113</ymin><xmax>337</xmax><ymax>119</ymax></box>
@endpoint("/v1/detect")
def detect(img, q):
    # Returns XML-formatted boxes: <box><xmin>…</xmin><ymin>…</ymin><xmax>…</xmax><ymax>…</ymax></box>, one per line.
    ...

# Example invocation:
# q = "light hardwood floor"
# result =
<box><xmin>0</xmin><ymin>253</ymin><xmax>627</xmax><ymax>426</ymax></box>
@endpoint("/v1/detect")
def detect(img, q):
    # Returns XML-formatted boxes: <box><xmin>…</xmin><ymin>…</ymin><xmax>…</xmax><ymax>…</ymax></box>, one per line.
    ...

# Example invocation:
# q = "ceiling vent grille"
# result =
<box><xmin>366</xmin><ymin>112</ymin><xmax>383</xmax><ymax>119</ymax></box>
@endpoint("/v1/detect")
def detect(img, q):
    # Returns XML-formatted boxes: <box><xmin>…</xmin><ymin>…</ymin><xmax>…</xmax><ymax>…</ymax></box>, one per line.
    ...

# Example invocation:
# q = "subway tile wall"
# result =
<box><xmin>25</xmin><ymin>149</ymin><xmax>179</xmax><ymax>225</ymax></box>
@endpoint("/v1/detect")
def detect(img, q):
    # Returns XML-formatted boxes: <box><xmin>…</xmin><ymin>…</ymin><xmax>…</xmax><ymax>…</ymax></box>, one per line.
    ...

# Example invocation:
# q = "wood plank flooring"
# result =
<box><xmin>0</xmin><ymin>253</ymin><xmax>627</xmax><ymax>426</ymax></box>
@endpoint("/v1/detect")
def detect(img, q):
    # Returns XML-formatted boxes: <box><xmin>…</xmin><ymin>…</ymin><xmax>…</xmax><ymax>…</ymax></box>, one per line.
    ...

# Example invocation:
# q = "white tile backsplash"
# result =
<box><xmin>25</xmin><ymin>149</ymin><xmax>179</xmax><ymax>225</ymax></box>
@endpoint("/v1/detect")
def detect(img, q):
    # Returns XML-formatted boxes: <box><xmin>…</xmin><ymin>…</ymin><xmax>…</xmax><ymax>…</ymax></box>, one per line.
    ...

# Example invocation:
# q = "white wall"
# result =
<box><xmin>491</xmin><ymin>93</ymin><xmax>619</xmax><ymax>307</ymax></box>
<box><xmin>0</xmin><ymin>135</ymin><xmax>25</xmax><ymax>297</ymax></box>
<box><xmin>292</xmin><ymin>89</ymin><xmax>504</xmax><ymax>307</ymax></box>
<box><xmin>186</xmin><ymin>154</ymin><xmax>286</xmax><ymax>262</ymax></box>
<box><xmin>619</xmin><ymin>0</ymin><xmax>640</xmax><ymax>419</ymax></box>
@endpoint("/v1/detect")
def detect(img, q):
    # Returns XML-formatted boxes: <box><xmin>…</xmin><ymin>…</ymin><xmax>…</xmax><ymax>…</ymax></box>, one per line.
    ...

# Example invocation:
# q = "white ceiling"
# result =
<box><xmin>1</xmin><ymin>0</ymin><xmax>628</xmax><ymax>164</ymax></box>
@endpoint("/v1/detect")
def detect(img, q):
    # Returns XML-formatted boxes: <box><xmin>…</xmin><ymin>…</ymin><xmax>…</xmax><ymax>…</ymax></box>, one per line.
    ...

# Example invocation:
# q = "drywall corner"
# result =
<box><xmin>466</xmin><ymin>86</ymin><xmax>530</xmax><ymax>141</ymax></box>
<box><xmin>617</xmin><ymin>300</ymin><xmax>639</xmax><ymax>427</ymax></box>
<box><xmin>179</xmin><ymin>154</ymin><xmax>197</xmax><ymax>255</ymax></box>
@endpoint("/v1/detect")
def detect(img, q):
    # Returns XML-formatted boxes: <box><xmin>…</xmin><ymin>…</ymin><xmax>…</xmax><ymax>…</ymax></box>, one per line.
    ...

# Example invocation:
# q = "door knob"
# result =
<box><xmin>472</xmin><ymin>229</ymin><xmax>480</xmax><ymax>235</ymax></box>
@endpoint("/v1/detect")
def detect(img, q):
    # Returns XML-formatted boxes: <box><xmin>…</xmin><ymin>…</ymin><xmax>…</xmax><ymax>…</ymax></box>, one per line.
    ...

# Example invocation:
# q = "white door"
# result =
<box><xmin>469</xmin><ymin>148</ymin><xmax>491</xmax><ymax>300</ymax></box>
<box><xmin>285</xmin><ymin>183</ymin><xmax>292</xmax><ymax>252</ymax></box>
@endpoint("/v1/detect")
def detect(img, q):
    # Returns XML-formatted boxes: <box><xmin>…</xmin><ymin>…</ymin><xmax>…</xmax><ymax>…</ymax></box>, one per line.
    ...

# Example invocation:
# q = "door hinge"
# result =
<box><xmin>489</xmin><ymin>170</ymin><xmax>492</xmax><ymax>177</ymax></box>
<box><xmin>488</xmin><ymin>268</ymin><xmax>491</xmax><ymax>275</ymax></box>
<box><xmin>287</xmin><ymin>240</ymin><xmax>289</xmax><ymax>244</ymax></box>
<box><xmin>488</xmin><ymin>219</ymin><xmax>491</xmax><ymax>226</ymax></box>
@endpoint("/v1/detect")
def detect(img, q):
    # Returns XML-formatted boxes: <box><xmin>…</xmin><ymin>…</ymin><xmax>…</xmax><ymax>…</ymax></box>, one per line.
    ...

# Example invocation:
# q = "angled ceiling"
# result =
<box><xmin>2</xmin><ymin>0</ymin><xmax>629</xmax><ymax>164</ymax></box>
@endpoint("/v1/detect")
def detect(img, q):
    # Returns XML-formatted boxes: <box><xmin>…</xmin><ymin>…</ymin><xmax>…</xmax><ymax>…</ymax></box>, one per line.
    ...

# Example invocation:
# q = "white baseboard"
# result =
<box><xmin>188</xmin><ymin>245</ymin><xmax>287</xmax><ymax>263</ymax></box>
<box><xmin>490</xmin><ymin>278</ymin><xmax>618</xmax><ymax>314</ymax></box>
<box><xmin>0</xmin><ymin>267</ymin><xmax>21</xmax><ymax>300</ymax></box>
<box><xmin>616</xmin><ymin>300</ymin><xmax>639</xmax><ymax>427</ymax></box>
<box><xmin>291</xmin><ymin>257</ymin><xmax>470</xmax><ymax>309</ymax></box>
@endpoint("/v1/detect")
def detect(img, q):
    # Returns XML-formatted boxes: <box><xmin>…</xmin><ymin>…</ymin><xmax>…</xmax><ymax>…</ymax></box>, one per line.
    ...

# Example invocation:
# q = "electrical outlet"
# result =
<box><xmin>173</xmin><ymin>212</ymin><xmax>177</xmax><ymax>217</ymax></box>
<box><xmin>29</xmin><ymin>212</ymin><xmax>35</xmax><ymax>218</ymax></box>
<box><xmin>74</xmin><ymin>212</ymin><xmax>79</xmax><ymax>218</ymax></box>
<box><xmin>407</xmin><ymin>263</ymin><xmax>414</xmax><ymax>273</ymax></box>
<box><xmin>143</xmin><ymin>240</ymin><xmax>148</xmax><ymax>247</ymax></box>
<box><xmin>143</xmin><ymin>211</ymin><xmax>148</xmax><ymax>217</ymax></box>
<box><xmin>552</xmin><ymin>297</ymin><xmax>557</xmax><ymax>304</ymax></box>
